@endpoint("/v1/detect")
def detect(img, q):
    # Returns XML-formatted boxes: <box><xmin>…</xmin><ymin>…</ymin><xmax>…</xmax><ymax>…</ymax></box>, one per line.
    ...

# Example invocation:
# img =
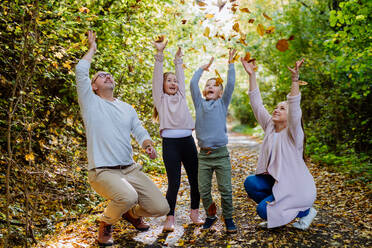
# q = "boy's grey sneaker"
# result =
<box><xmin>224</xmin><ymin>218</ymin><xmax>237</xmax><ymax>233</ymax></box>
<box><xmin>202</xmin><ymin>216</ymin><xmax>218</xmax><ymax>229</ymax></box>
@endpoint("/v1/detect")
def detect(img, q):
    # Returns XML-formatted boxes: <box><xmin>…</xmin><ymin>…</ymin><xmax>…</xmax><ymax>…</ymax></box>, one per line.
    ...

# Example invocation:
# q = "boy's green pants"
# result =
<box><xmin>198</xmin><ymin>146</ymin><xmax>233</xmax><ymax>219</ymax></box>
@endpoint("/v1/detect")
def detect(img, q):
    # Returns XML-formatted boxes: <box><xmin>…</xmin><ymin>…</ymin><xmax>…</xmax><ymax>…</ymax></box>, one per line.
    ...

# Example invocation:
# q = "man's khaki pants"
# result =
<box><xmin>88</xmin><ymin>163</ymin><xmax>169</xmax><ymax>225</ymax></box>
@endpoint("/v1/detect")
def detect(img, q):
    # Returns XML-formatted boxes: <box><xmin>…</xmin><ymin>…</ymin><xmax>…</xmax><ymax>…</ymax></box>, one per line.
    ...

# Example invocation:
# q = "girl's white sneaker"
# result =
<box><xmin>292</xmin><ymin>207</ymin><xmax>317</xmax><ymax>230</ymax></box>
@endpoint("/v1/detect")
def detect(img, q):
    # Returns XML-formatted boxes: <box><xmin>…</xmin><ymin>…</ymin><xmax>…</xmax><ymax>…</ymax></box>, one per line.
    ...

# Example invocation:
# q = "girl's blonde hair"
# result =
<box><xmin>152</xmin><ymin>72</ymin><xmax>176</xmax><ymax>123</ymax></box>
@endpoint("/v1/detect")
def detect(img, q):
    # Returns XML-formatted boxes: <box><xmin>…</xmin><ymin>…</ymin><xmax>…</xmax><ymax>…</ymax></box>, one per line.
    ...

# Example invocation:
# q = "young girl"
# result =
<box><xmin>152</xmin><ymin>40</ymin><xmax>203</xmax><ymax>232</ymax></box>
<box><xmin>241</xmin><ymin>58</ymin><xmax>317</xmax><ymax>229</ymax></box>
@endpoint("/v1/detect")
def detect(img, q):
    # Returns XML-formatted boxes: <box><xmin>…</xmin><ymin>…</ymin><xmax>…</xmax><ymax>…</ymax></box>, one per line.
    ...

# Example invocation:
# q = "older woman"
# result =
<box><xmin>240</xmin><ymin>57</ymin><xmax>317</xmax><ymax>229</ymax></box>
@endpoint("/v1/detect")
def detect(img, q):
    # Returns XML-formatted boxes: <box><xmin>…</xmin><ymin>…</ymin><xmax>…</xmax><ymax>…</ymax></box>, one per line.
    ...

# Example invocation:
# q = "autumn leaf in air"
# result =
<box><xmin>248</xmin><ymin>19</ymin><xmax>255</xmax><ymax>23</ymax></box>
<box><xmin>244</xmin><ymin>52</ymin><xmax>251</xmax><ymax>61</ymax></box>
<box><xmin>265</xmin><ymin>26</ymin><xmax>275</xmax><ymax>34</ymax></box>
<box><xmin>263</xmin><ymin>12</ymin><xmax>272</xmax><ymax>20</ymax></box>
<box><xmin>288</xmin><ymin>35</ymin><xmax>295</xmax><ymax>40</ymax></box>
<box><xmin>233</xmin><ymin>23</ymin><xmax>240</xmax><ymax>32</ymax></box>
<box><xmin>214</xmin><ymin>0</ymin><xmax>227</xmax><ymax>11</ymax></box>
<box><xmin>155</xmin><ymin>35</ymin><xmax>165</xmax><ymax>43</ymax></box>
<box><xmin>202</xmin><ymin>44</ymin><xmax>207</xmax><ymax>52</ymax></box>
<box><xmin>203</xmin><ymin>27</ymin><xmax>210</xmax><ymax>38</ymax></box>
<box><xmin>205</xmin><ymin>14</ymin><xmax>214</xmax><ymax>19</ymax></box>
<box><xmin>257</xmin><ymin>24</ymin><xmax>265</xmax><ymax>37</ymax></box>
<box><xmin>276</xmin><ymin>39</ymin><xmax>289</xmax><ymax>52</ymax></box>
<box><xmin>181</xmin><ymin>20</ymin><xmax>187</xmax><ymax>24</ymax></box>
<box><xmin>215</xmin><ymin>70</ymin><xmax>224</xmax><ymax>85</ymax></box>
<box><xmin>239</xmin><ymin>36</ymin><xmax>247</xmax><ymax>46</ymax></box>
<box><xmin>232</xmin><ymin>53</ymin><xmax>240</xmax><ymax>63</ymax></box>
<box><xmin>196</xmin><ymin>0</ymin><xmax>207</xmax><ymax>7</ymax></box>
<box><xmin>298</xmin><ymin>80</ymin><xmax>308</xmax><ymax>85</ymax></box>
<box><xmin>240</xmin><ymin>8</ymin><xmax>250</xmax><ymax>13</ymax></box>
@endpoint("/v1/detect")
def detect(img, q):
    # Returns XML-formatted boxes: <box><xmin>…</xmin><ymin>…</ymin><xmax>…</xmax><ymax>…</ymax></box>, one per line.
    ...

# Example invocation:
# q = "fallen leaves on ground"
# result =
<box><xmin>35</xmin><ymin>132</ymin><xmax>372</xmax><ymax>247</ymax></box>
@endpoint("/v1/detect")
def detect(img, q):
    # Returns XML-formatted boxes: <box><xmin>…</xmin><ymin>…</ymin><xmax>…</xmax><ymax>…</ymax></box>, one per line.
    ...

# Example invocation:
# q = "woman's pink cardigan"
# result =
<box><xmin>152</xmin><ymin>54</ymin><xmax>194</xmax><ymax>134</ymax></box>
<box><xmin>249</xmin><ymin>87</ymin><xmax>316</xmax><ymax>228</ymax></box>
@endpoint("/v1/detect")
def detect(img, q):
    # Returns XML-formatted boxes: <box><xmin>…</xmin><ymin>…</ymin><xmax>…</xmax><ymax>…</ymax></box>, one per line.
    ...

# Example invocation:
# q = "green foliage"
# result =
<box><xmin>231</xmin><ymin>0</ymin><xmax>371</xmax><ymax>181</ymax></box>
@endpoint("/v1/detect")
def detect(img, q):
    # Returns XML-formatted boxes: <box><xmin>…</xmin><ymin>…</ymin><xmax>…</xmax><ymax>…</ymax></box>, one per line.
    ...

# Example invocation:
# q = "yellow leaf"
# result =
<box><xmin>203</xmin><ymin>27</ymin><xmax>210</xmax><ymax>38</ymax></box>
<box><xmin>190</xmin><ymin>33</ymin><xmax>193</xmax><ymax>41</ymax></box>
<box><xmin>215</xmin><ymin>69</ymin><xmax>222</xmax><ymax>79</ymax></box>
<box><xmin>232</xmin><ymin>22</ymin><xmax>240</xmax><ymax>33</ymax></box>
<box><xmin>196</xmin><ymin>1</ymin><xmax>207</xmax><ymax>7</ymax></box>
<box><xmin>62</xmin><ymin>62</ymin><xmax>71</xmax><ymax>70</ymax></box>
<box><xmin>155</xmin><ymin>35</ymin><xmax>165</xmax><ymax>43</ymax></box>
<box><xmin>244</xmin><ymin>52</ymin><xmax>251</xmax><ymax>61</ymax></box>
<box><xmin>202</xmin><ymin>44</ymin><xmax>206</xmax><ymax>52</ymax></box>
<box><xmin>298</xmin><ymin>80</ymin><xmax>308</xmax><ymax>85</ymax></box>
<box><xmin>265</xmin><ymin>26</ymin><xmax>275</xmax><ymax>34</ymax></box>
<box><xmin>263</xmin><ymin>12</ymin><xmax>272</xmax><ymax>21</ymax></box>
<box><xmin>239</xmin><ymin>36</ymin><xmax>247</xmax><ymax>46</ymax></box>
<box><xmin>79</xmin><ymin>7</ymin><xmax>90</xmax><ymax>14</ymax></box>
<box><xmin>257</xmin><ymin>24</ymin><xmax>265</xmax><ymax>37</ymax></box>
<box><xmin>25</xmin><ymin>153</ymin><xmax>35</xmax><ymax>162</ymax></box>
<box><xmin>240</xmin><ymin>8</ymin><xmax>251</xmax><ymax>13</ymax></box>
<box><xmin>205</xmin><ymin>14</ymin><xmax>214</xmax><ymax>19</ymax></box>
<box><xmin>232</xmin><ymin>53</ymin><xmax>240</xmax><ymax>63</ymax></box>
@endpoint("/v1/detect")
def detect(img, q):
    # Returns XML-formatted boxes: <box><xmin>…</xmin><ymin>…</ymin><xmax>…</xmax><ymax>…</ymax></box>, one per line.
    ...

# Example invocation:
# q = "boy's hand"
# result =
<box><xmin>87</xmin><ymin>30</ymin><xmax>97</xmax><ymax>52</ymax></box>
<box><xmin>175</xmin><ymin>47</ymin><xmax>183</xmax><ymax>59</ymax></box>
<box><xmin>228</xmin><ymin>48</ymin><xmax>237</xmax><ymax>64</ymax></box>
<box><xmin>145</xmin><ymin>145</ymin><xmax>157</xmax><ymax>159</ymax></box>
<box><xmin>287</xmin><ymin>58</ymin><xmax>304</xmax><ymax>82</ymax></box>
<box><xmin>200</xmin><ymin>57</ymin><xmax>214</xmax><ymax>71</ymax></box>
<box><xmin>154</xmin><ymin>40</ymin><xmax>168</xmax><ymax>53</ymax></box>
<box><xmin>241</xmin><ymin>57</ymin><xmax>257</xmax><ymax>76</ymax></box>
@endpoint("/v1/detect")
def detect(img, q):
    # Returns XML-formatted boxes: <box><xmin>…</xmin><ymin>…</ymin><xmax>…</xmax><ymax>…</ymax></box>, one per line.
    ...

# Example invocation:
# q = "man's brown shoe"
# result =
<box><xmin>98</xmin><ymin>221</ymin><xmax>114</xmax><ymax>246</ymax></box>
<box><xmin>123</xmin><ymin>209</ymin><xmax>150</xmax><ymax>231</ymax></box>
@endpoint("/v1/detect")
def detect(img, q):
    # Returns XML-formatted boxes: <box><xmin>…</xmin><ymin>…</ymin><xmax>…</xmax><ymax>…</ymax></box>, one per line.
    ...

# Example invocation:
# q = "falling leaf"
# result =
<box><xmin>79</xmin><ymin>7</ymin><xmax>90</xmax><ymax>14</ymax></box>
<box><xmin>190</xmin><ymin>33</ymin><xmax>193</xmax><ymax>41</ymax></box>
<box><xmin>203</xmin><ymin>27</ymin><xmax>210</xmax><ymax>38</ymax></box>
<box><xmin>298</xmin><ymin>80</ymin><xmax>308</xmax><ymax>85</ymax></box>
<box><xmin>239</xmin><ymin>36</ymin><xmax>247</xmax><ymax>45</ymax></box>
<box><xmin>25</xmin><ymin>153</ymin><xmax>35</xmax><ymax>162</ymax></box>
<box><xmin>232</xmin><ymin>22</ymin><xmax>240</xmax><ymax>33</ymax></box>
<box><xmin>240</xmin><ymin>8</ymin><xmax>251</xmax><ymax>13</ymax></box>
<box><xmin>231</xmin><ymin>6</ymin><xmax>237</xmax><ymax>13</ymax></box>
<box><xmin>181</xmin><ymin>19</ymin><xmax>187</xmax><ymax>24</ymax></box>
<box><xmin>232</xmin><ymin>53</ymin><xmax>240</xmax><ymax>63</ymax></box>
<box><xmin>182</xmin><ymin>64</ymin><xmax>187</xmax><ymax>69</ymax></box>
<box><xmin>202</xmin><ymin>44</ymin><xmax>207</xmax><ymax>52</ymax></box>
<box><xmin>265</xmin><ymin>26</ymin><xmax>275</xmax><ymax>34</ymax></box>
<box><xmin>263</xmin><ymin>12</ymin><xmax>272</xmax><ymax>20</ymax></box>
<box><xmin>288</xmin><ymin>35</ymin><xmax>295</xmax><ymax>40</ymax></box>
<box><xmin>196</xmin><ymin>0</ymin><xmax>207</xmax><ymax>7</ymax></box>
<box><xmin>205</xmin><ymin>14</ymin><xmax>214</xmax><ymax>19</ymax></box>
<box><xmin>257</xmin><ymin>24</ymin><xmax>265</xmax><ymax>37</ymax></box>
<box><xmin>215</xmin><ymin>69</ymin><xmax>222</xmax><ymax>79</ymax></box>
<box><xmin>248</xmin><ymin>19</ymin><xmax>255</xmax><ymax>23</ymax></box>
<box><xmin>244</xmin><ymin>52</ymin><xmax>251</xmax><ymax>61</ymax></box>
<box><xmin>214</xmin><ymin>0</ymin><xmax>227</xmax><ymax>11</ymax></box>
<box><xmin>155</xmin><ymin>35</ymin><xmax>165</xmax><ymax>43</ymax></box>
<box><xmin>276</xmin><ymin>39</ymin><xmax>289</xmax><ymax>52</ymax></box>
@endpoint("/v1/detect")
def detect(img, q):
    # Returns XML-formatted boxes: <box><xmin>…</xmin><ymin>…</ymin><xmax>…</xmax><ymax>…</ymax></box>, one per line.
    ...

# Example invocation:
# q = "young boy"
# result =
<box><xmin>190</xmin><ymin>49</ymin><xmax>237</xmax><ymax>233</ymax></box>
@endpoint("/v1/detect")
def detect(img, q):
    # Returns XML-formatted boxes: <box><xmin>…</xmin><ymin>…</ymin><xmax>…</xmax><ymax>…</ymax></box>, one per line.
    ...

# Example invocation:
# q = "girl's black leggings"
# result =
<box><xmin>162</xmin><ymin>135</ymin><xmax>200</xmax><ymax>216</ymax></box>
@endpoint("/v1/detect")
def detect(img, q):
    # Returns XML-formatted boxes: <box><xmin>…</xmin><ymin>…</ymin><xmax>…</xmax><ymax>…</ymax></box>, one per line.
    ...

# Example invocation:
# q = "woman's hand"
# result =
<box><xmin>154</xmin><ymin>40</ymin><xmax>168</xmax><ymax>53</ymax></box>
<box><xmin>87</xmin><ymin>30</ymin><xmax>97</xmax><ymax>52</ymax></box>
<box><xmin>200</xmin><ymin>57</ymin><xmax>214</xmax><ymax>71</ymax></box>
<box><xmin>288</xmin><ymin>58</ymin><xmax>304</xmax><ymax>82</ymax></box>
<box><xmin>228</xmin><ymin>48</ymin><xmax>237</xmax><ymax>64</ymax></box>
<box><xmin>175</xmin><ymin>47</ymin><xmax>183</xmax><ymax>59</ymax></box>
<box><xmin>241</xmin><ymin>57</ymin><xmax>257</xmax><ymax>76</ymax></box>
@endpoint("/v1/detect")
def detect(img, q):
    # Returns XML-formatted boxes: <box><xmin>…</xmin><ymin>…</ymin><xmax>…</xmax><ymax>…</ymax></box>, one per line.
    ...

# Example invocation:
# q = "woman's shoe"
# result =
<box><xmin>292</xmin><ymin>207</ymin><xmax>317</xmax><ymax>230</ymax></box>
<box><xmin>163</xmin><ymin>215</ymin><xmax>175</xmax><ymax>232</ymax></box>
<box><xmin>190</xmin><ymin>209</ymin><xmax>204</xmax><ymax>225</ymax></box>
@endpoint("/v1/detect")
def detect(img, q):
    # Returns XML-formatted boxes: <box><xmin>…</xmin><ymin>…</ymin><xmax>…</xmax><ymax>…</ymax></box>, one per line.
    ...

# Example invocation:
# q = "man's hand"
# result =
<box><xmin>145</xmin><ymin>145</ymin><xmax>157</xmax><ymax>159</ymax></box>
<box><xmin>82</xmin><ymin>31</ymin><xmax>97</xmax><ymax>62</ymax></box>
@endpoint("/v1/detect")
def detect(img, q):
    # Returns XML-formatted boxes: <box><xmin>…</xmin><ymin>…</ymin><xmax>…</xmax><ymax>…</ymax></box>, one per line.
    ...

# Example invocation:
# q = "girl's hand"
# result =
<box><xmin>228</xmin><ymin>48</ymin><xmax>237</xmax><ymax>64</ymax></box>
<box><xmin>200</xmin><ymin>57</ymin><xmax>214</xmax><ymax>71</ymax></box>
<box><xmin>87</xmin><ymin>30</ymin><xmax>97</xmax><ymax>52</ymax></box>
<box><xmin>145</xmin><ymin>145</ymin><xmax>157</xmax><ymax>159</ymax></box>
<box><xmin>175</xmin><ymin>47</ymin><xmax>183</xmax><ymax>59</ymax></box>
<box><xmin>154</xmin><ymin>40</ymin><xmax>168</xmax><ymax>53</ymax></box>
<box><xmin>287</xmin><ymin>58</ymin><xmax>304</xmax><ymax>82</ymax></box>
<box><xmin>241</xmin><ymin>57</ymin><xmax>256</xmax><ymax>76</ymax></box>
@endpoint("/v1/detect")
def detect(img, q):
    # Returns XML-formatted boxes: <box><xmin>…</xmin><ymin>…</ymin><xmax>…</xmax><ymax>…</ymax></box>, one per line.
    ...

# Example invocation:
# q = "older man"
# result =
<box><xmin>75</xmin><ymin>31</ymin><xmax>169</xmax><ymax>246</ymax></box>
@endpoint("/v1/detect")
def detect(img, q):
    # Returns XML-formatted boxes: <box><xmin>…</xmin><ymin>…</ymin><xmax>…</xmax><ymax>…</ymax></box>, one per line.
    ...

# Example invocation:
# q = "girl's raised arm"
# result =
<box><xmin>152</xmin><ymin>40</ymin><xmax>168</xmax><ymax>107</ymax></box>
<box><xmin>174</xmin><ymin>47</ymin><xmax>186</xmax><ymax>96</ymax></box>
